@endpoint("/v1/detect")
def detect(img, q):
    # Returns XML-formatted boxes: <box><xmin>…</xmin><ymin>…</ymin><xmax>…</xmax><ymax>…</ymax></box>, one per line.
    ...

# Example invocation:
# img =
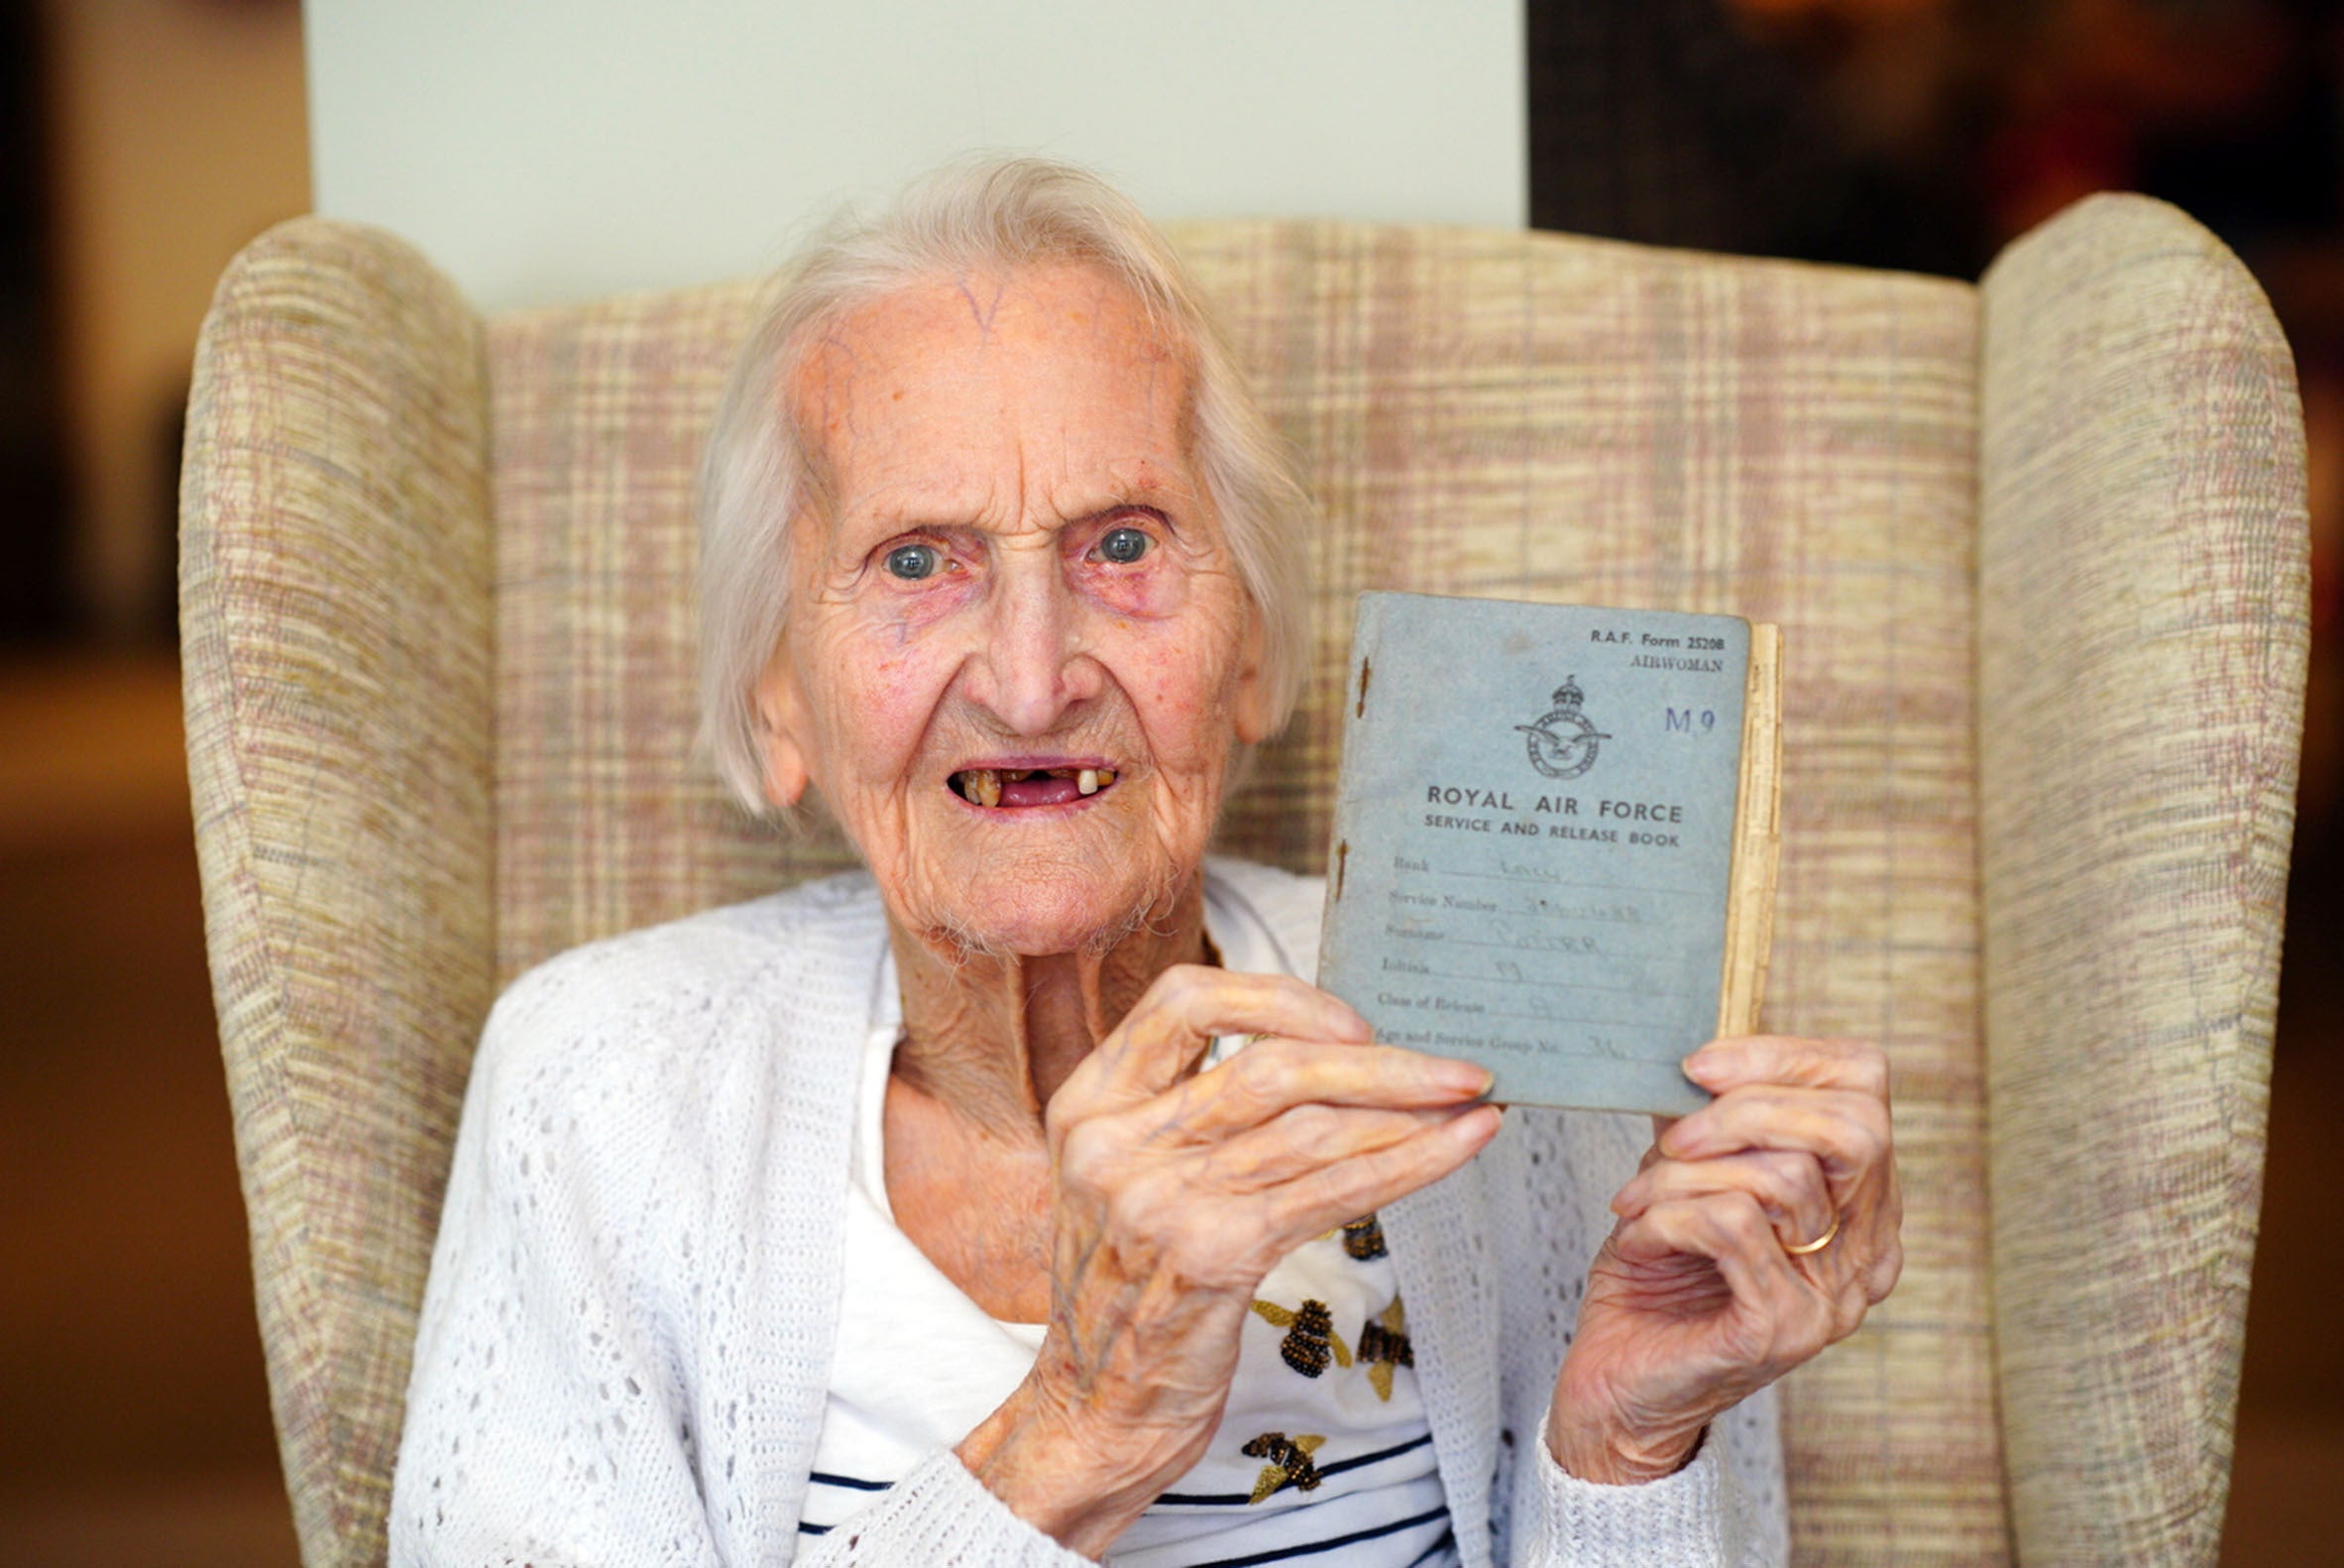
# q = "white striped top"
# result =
<box><xmin>803</xmin><ymin>882</ymin><xmax>1460</xmax><ymax>1567</ymax></box>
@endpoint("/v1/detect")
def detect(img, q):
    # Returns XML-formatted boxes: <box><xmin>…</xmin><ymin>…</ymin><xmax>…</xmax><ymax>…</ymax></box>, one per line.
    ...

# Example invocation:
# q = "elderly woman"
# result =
<box><xmin>391</xmin><ymin>160</ymin><xmax>1900</xmax><ymax>1567</ymax></box>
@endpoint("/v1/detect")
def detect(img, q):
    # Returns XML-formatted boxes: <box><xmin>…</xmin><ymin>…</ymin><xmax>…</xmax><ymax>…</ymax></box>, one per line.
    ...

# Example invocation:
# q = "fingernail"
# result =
<box><xmin>1450</xmin><ymin>1103</ymin><xmax>1500</xmax><ymax>1141</ymax></box>
<box><xmin>1439</xmin><ymin>1061</ymin><xmax>1496</xmax><ymax>1095</ymax></box>
<box><xmin>1685</xmin><ymin>1043</ymin><xmax>1743</xmax><ymax>1079</ymax></box>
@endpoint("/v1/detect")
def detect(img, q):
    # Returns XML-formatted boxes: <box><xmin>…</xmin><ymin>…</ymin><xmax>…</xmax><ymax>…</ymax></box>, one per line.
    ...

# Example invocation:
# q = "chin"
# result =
<box><xmin>921</xmin><ymin>855</ymin><xmax>1187</xmax><ymax>958</ymax></box>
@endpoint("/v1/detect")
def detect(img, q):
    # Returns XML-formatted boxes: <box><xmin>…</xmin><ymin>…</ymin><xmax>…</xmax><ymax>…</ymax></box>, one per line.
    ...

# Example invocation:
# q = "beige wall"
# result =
<box><xmin>304</xmin><ymin>0</ymin><xmax>1527</xmax><ymax>312</ymax></box>
<box><xmin>47</xmin><ymin>0</ymin><xmax>309</xmax><ymax>639</ymax></box>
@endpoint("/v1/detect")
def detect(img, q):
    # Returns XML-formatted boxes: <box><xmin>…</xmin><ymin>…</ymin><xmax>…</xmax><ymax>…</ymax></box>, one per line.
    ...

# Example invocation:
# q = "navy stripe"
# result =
<box><xmin>803</xmin><ymin>1492</ymin><xmax>1448</xmax><ymax>1562</ymax></box>
<box><xmin>800</xmin><ymin>1509</ymin><xmax>1450</xmax><ymax>1562</ymax></box>
<box><xmin>1404</xmin><ymin>1527</ymin><xmax>1458</xmax><ymax>1568</ymax></box>
<box><xmin>1180</xmin><ymin>1503</ymin><xmax>1451</xmax><ymax>1568</ymax></box>
<box><xmin>807</xmin><ymin>1470</ymin><xmax>891</xmax><ymax>1492</ymax></box>
<box><xmin>1156</xmin><ymin>1431</ymin><xmax>1436</xmax><ymax>1506</ymax></box>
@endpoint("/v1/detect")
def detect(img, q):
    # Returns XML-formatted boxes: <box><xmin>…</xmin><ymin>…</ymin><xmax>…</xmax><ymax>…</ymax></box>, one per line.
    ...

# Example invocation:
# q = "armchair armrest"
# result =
<box><xmin>179</xmin><ymin>216</ymin><xmax>493</xmax><ymax>1568</ymax></box>
<box><xmin>1977</xmin><ymin>193</ymin><xmax>2308</xmax><ymax>1566</ymax></box>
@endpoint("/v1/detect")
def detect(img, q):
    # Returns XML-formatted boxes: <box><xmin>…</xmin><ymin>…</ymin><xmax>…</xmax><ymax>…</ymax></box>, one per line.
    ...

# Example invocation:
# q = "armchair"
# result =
<box><xmin>180</xmin><ymin>194</ymin><xmax>2305</xmax><ymax>1565</ymax></box>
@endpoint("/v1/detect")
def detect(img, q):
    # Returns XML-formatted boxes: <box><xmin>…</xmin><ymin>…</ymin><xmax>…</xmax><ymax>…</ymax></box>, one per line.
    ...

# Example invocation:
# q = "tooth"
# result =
<box><xmin>1096</xmin><ymin>770</ymin><xmax>1115</xmax><ymax>787</ymax></box>
<box><xmin>971</xmin><ymin>769</ymin><xmax>1001</xmax><ymax>808</ymax></box>
<box><xmin>1077</xmin><ymin>769</ymin><xmax>1099</xmax><ymax>796</ymax></box>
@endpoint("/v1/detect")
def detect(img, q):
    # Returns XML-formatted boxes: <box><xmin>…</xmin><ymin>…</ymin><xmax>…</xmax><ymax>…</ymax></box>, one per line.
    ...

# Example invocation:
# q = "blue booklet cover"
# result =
<box><xmin>1316</xmin><ymin>592</ymin><xmax>1774</xmax><ymax>1114</ymax></box>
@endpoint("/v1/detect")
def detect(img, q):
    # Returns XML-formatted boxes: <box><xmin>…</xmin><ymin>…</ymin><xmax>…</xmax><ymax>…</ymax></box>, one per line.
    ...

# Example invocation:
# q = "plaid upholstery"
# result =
<box><xmin>182</xmin><ymin>196</ymin><xmax>2303</xmax><ymax>1567</ymax></box>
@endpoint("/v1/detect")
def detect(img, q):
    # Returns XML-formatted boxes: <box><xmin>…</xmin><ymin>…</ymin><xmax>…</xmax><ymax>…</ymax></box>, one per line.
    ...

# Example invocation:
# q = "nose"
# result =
<box><xmin>967</xmin><ymin>547</ymin><xmax>1099</xmax><ymax>735</ymax></box>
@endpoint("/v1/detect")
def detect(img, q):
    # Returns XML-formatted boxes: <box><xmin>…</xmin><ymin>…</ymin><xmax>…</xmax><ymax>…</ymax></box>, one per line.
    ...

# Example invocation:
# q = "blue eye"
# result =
<box><xmin>1096</xmin><ymin>526</ymin><xmax>1152</xmax><ymax>564</ymax></box>
<box><xmin>884</xmin><ymin>543</ymin><xmax>940</xmax><ymax>580</ymax></box>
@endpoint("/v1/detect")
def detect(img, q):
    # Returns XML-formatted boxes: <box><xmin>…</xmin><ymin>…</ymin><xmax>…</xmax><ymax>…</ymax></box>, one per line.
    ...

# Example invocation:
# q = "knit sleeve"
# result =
<box><xmin>1503</xmin><ymin>1395</ymin><xmax>1784</xmax><ymax>1568</ymax></box>
<box><xmin>389</xmin><ymin>968</ymin><xmax>726</xmax><ymax>1566</ymax></box>
<box><xmin>794</xmin><ymin>1452</ymin><xmax>1096</xmax><ymax>1566</ymax></box>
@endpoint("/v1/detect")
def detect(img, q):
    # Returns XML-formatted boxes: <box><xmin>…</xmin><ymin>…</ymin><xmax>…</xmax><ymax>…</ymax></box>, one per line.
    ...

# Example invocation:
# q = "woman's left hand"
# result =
<box><xmin>1545</xmin><ymin>1035</ymin><xmax>1904</xmax><ymax>1484</ymax></box>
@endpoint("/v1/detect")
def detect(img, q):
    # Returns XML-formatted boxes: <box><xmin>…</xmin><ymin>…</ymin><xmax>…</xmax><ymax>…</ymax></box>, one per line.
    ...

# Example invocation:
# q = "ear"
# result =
<box><xmin>753</xmin><ymin>649</ymin><xmax>814</xmax><ymax>809</ymax></box>
<box><xmin>1231</xmin><ymin>603</ymin><xmax>1277</xmax><ymax>744</ymax></box>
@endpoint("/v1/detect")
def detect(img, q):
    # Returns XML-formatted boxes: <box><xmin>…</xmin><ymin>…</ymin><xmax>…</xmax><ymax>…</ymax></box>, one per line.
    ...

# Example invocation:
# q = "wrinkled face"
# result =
<box><xmin>754</xmin><ymin>262</ymin><xmax>1270</xmax><ymax>955</ymax></box>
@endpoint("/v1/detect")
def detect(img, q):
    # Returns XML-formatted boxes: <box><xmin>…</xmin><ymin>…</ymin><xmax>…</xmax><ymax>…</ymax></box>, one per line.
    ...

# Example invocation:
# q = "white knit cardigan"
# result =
<box><xmin>391</xmin><ymin>860</ymin><xmax>1786</xmax><ymax>1566</ymax></box>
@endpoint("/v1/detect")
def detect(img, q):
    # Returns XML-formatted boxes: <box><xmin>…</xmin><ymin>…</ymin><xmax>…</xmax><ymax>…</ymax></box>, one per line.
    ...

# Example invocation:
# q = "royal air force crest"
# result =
<box><xmin>1515</xmin><ymin>676</ymin><xmax>1611</xmax><ymax>780</ymax></box>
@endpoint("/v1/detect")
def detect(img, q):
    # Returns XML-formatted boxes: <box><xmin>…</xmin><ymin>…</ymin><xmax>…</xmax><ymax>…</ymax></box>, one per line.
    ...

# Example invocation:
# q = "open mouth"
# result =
<box><xmin>949</xmin><ymin>765</ymin><xmax>1118</xmax><ymax>809</ymax></box>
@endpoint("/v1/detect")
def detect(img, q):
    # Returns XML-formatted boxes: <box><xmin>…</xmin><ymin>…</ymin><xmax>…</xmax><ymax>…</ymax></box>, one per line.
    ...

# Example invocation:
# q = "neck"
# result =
<box><xmin>888</xmin><ymin>874</ymin><xmax>1211</xmax><ymax>1141</ymax></box>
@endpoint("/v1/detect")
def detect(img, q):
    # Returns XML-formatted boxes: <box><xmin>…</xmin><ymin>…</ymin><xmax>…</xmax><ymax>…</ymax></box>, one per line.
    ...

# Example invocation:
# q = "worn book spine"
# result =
<box><xmin>1716</xmin><ymin>623</ymin><xmax>1781</xmax><ymax>1040</ymax></box>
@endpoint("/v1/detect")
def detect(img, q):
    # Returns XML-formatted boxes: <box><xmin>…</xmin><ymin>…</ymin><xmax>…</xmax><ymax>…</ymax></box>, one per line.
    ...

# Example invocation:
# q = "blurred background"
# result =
<box><xmin>0</xmin><ymin>0</ymin><xmax>2334</xmax><ymax>1561</ymax></box>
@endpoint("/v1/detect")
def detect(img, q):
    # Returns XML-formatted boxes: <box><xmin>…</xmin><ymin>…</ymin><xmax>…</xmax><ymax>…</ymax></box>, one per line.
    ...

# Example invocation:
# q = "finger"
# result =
<box><xmin>1182</xmin><ymin>1100</ymin><xmax>1471</xmax><ymax>1194</ymax></box>
<box><xmin>1153</xmin><ymin>1039</ymin><xmax>1491</xmax><ymax>1142</ymax></box>
<box><xmin>1653</xmin><ymin>1090</ymin><xmax>1902</xmax><ymax>1314</ymax></box>
<box><xmin>1084</xmin><ymin>966</ymin><xmax>1371</xmax><ymax>1108</ymax></box>
<box><xmin>1612</xmin><ymin>1150</ymin><xmax>1834</xmax><ymax>1252</ymax></box>
<box><xmin>1620</xmin><ymin>1193</ymin><xmax>1837</xmax><ymax>1357</ymax></box>
<box><xmin>1850</xmin><ymin>1168</ymin><xmax>1907</xmax><ymax>1305</ymax></box>
<box><xmin>1682</xmin><ymin>1037</ymin><xmax>1889</xmax><ymax>1101</ymax></box>
<box><xmin>1257</xmin><ymin>1103</ymin><xmax>1502</xmax><ymax>1249</ymax></box>
<box><xmin>1657</xmin><ymin>1084</ymin><xmax>1892</xmax><ymax>1190</ymax></box>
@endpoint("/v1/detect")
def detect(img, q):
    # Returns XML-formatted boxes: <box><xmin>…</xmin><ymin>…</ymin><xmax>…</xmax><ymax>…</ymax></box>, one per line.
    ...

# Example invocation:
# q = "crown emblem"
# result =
<box><xmin>1516</xmin><ymin>675</ymin><xmax>1609</xmax><ymax>780</ymax></box>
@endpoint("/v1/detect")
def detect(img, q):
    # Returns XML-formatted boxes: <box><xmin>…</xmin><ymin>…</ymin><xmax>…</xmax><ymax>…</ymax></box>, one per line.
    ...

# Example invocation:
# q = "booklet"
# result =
<box><xmin>1316</xmin><ymin>592</ymin><xmax>1780</xmax><ymax>1114</ymax></box>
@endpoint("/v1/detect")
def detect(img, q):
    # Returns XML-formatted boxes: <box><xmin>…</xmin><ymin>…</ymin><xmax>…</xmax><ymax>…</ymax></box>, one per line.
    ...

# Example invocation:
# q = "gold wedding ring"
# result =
<box><xmin>1784</xmin><ymin>1212</ymin><xmax>1842</xmax><ymax>1256</ymax></box>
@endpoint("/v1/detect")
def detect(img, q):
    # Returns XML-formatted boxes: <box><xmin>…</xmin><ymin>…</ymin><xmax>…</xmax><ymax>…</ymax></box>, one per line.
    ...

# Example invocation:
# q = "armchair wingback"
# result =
<box><xmin>180</xmin><ymin>195</ymin><xmax>2305</xmax><ymax>1566</ymax></box>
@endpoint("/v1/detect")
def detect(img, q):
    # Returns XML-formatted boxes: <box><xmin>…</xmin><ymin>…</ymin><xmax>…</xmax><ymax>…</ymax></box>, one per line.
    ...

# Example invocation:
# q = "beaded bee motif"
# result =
<box><xmin>1355</xmin><ymin>1297</ymin><xmax>1414</xmax><ymax>1401</ymax></box>
<box><xmin>1250</xmin><ymin>1296</ymin><xmax>1352</xmax><ymax>1377</ymax></box>
<box><xmin>1340</xmin><ymin>1214</ymin><xmax>1388</xmax><ymax>1260</ymax></box>
<box><xmin>1242</xmin><ymin>1430</ymin><xmax>1326</xmax><ymax>1503</ymax></box>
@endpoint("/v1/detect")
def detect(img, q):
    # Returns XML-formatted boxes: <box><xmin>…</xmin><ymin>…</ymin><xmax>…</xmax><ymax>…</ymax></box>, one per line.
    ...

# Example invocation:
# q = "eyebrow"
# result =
<box><xmin>1063</xmin><ymin>501</ymin><xmax>1174</xmax><ymax>531</ymax></box>
<box><xmin>847</xmin><ymin>496</ymin><xmax>1178</xmax><ymax>541</ymax></box>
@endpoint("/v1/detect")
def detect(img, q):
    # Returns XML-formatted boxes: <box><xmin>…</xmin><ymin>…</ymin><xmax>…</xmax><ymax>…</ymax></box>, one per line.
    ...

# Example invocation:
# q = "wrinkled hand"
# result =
<box><xmin>957</xmin><ymin>965</ymin><xmax>1501</xmax><ymax>1554</ymax></box>
<box><xmin>1547</xmin><ymin>1036</ymin><xmax>1903</xmax><ymax>1485</ymax></box>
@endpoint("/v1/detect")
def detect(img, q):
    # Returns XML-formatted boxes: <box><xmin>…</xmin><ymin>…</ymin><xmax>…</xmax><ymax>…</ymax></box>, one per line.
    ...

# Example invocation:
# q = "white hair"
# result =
<box><xmin>696</xmin><ymin>156</ymin><xmax>1312</xmax><ymax>815</ymax></box>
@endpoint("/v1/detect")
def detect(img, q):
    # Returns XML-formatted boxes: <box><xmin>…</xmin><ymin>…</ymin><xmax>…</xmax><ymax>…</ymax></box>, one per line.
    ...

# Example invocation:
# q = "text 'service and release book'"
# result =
<box><xmin>1316</xmin><ymin>592</ymin><xmax>1781</xmax><ymax>1115</ymax></box>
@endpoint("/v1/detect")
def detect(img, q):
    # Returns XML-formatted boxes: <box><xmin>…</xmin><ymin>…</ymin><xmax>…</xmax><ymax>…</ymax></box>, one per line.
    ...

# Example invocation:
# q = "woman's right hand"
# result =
<box><xmin>954</xmin><ymin>963</ymin><xmax>1500</xmax><ymax>1556</ymax></box>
